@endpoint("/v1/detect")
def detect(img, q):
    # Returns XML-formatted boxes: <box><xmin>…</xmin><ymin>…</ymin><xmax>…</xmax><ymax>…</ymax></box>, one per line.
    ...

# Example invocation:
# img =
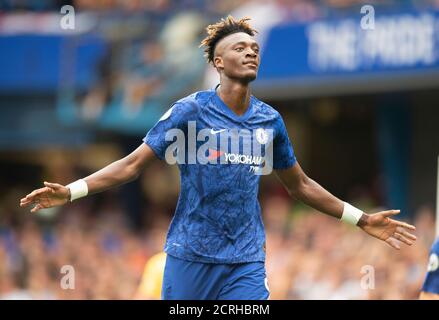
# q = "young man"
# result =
<box><xmin>419</xmin><ymin>238</ymin><xmax>439</xmax><ymax>300</ymax></box>
<box><xmin>20</xmin><ymin>16</ymin><xmax>416</xmax><ymax>300</ymax></box>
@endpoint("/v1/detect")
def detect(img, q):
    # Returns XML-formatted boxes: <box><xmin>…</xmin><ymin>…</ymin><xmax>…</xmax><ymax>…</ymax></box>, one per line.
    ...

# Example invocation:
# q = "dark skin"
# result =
<box><xmin>20</xmin><ymin>32</ymin><xmax>416</xmax><ymax>250</ymax></box>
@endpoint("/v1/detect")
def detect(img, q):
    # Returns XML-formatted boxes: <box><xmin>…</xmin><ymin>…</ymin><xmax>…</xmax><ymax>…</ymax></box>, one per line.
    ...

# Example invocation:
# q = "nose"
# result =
<box><xmin>246</xmin><ymin>50</ymin><xmax>257</xmax><ymax>58</ymax></box>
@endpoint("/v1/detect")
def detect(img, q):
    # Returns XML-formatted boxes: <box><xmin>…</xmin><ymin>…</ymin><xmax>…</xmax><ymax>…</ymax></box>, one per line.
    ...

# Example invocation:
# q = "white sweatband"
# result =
<box><xmin>341</xmin><ymin>202</ymin><xmax>363</xmax><ymax>226</ymax></box>
<box><xmin>66</xmin><ymin>179</ymin><xmax>88</xmax><ymax>202</ymax></box>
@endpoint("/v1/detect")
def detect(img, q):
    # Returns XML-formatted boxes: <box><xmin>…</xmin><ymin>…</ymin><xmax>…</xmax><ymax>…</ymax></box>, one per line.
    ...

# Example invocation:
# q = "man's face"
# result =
<box><xmin>214</xmin><ymin>32</ymin><xmax>260</xmax><ymax>83</ymax></box>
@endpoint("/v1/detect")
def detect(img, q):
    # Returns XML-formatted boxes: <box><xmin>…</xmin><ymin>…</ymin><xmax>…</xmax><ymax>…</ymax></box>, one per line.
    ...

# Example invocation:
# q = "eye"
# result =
<box><xmin>254</xmin><ymin>48</ymin><xmax>260</xmax><ymax>54</ymax></box>
<box><xmin>235</xmin><ymin>47</ymin><xmax>244</xmax><ymax>52</ymax></box>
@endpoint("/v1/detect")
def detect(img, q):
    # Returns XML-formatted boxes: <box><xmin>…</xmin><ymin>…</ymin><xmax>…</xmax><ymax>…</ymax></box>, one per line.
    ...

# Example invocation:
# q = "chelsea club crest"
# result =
<box><xmin>255</xmin><ymin>128</ymin><xmax>269</xmax><ymax>144</ymax></box>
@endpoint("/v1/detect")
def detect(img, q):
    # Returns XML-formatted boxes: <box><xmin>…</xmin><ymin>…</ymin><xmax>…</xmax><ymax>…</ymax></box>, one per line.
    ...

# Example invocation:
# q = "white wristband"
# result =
<box><xmin>66</xmin><ymin>179</ymin><xmax>88</xmax><ymax>202</ymax></box>
<box><xmin>341</xmin><ymin>202</ymin><xmax>363</xmax><ymax>226</ymax></box>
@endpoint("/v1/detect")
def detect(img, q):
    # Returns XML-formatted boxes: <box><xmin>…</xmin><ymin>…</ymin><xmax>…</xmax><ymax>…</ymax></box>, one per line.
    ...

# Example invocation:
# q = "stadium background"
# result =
<box><xmin>0</xmin><ymin>0</ymin><xmax>438</xmax><ymax>299</ymax></box>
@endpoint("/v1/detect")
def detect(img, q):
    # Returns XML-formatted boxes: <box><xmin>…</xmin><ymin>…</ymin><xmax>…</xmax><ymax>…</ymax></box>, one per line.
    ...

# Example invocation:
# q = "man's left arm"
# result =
<box><xmin>275</xmin><ymin>162</ymin><xmax>417</xmax><ymax>250</ymax></box>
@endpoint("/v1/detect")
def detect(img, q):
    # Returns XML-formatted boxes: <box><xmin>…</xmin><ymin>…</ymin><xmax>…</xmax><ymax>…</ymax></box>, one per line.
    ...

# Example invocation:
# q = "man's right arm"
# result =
<box><xmin>83</xmin><ymin>143</ymin><xmax>155</xmax><ymax>195</ymax></box>
<box><xmin>20</xmin><ymin>143</ymin><xmax>156</xmax><ymax>213</ymax></box>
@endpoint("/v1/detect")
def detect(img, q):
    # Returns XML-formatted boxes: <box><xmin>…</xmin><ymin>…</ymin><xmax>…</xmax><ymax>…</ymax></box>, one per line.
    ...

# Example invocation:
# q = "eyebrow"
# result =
<box><xmin>232</xmin><ymin>41</ymin><xmax>259</xmax><ymax>48</ymax></box>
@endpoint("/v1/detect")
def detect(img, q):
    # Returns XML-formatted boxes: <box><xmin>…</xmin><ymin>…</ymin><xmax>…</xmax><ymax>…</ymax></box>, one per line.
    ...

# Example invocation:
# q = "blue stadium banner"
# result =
<box><xmin>0</xmin><ymin>34</ymin><xmax>107</xmax><ymax>92</ymax></box>
<box><xmin>255</xmin><ymin>9</ymin><xmax>439</xmax><ymax>97</ymax></box>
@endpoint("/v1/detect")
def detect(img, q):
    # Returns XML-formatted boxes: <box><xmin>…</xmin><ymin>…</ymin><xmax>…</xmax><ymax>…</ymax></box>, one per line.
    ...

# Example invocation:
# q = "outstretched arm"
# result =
<box><xmin>20</xmin><ymin>143</ymin><xmax>156</xmax><ymax>213</ymax></box>
<box><xmin>275</xmin><ymin>162</ymin><xmax>416</xmax><ymax>250</ymax></box>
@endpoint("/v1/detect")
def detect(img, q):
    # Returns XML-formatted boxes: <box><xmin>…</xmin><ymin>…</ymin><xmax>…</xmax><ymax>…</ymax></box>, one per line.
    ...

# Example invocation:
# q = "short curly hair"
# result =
<box><xmin>200</xmin><ymin>15</ymin><xmax>258</xmax><ymax>65</ymax></box>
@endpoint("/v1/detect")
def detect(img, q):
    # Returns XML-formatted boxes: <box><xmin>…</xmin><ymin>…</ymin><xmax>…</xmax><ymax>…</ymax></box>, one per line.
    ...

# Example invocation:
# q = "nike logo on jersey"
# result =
<box><xmin>210</xmin><ymin>129</ymin><xmax>226</xmax><ymax>135</ymax></box>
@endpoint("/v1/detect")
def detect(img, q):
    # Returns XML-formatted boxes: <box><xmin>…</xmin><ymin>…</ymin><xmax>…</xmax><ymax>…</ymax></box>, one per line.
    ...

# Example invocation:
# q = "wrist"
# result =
<box><xmin>341</xmin><ymin>202</ymin><xmax>364</xmax><ymax>226</ymax></box>
<box><xmin>357</xmin><ymin>212</ymin><xmax>370</xmax><ymax>228</ymax></box>
<box><xmin>66</xmin><ymin>179</ymin><xmax>88</xmax><ymax>202</ymax></box>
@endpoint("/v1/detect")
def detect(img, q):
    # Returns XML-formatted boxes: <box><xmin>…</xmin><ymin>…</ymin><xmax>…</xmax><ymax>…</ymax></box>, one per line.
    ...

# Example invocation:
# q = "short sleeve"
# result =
<box><xmin>143</xmin><ymin>102</ymin><xmax>196</xmax><ymax>160</ymax></box>
<box><xmin>272</xmin><ymin>114</ymin><xmax>297</xmax><ymax>170</ymax></box>
<box><xmin>422</xmin><ymin>242</ymin><xmax>439</xmax><ymax>294</ymax></box>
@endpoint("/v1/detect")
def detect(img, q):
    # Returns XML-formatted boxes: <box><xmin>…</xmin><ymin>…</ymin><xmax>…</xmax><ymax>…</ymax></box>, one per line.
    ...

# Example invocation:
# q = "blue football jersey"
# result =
<box><xmin>143</xmin><ymin>88</ymin><xmax>296</xmax><ymax>263</ymax></box>
<box><xmin>422</xmin><ymin>238</ymin><xmax>439</xmax><ymax>294</ymax></box>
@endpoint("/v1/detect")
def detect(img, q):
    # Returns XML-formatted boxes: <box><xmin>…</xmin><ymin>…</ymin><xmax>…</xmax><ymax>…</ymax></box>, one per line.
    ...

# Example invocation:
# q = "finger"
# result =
<box><xmin>44</xmin><ymin>182</ymin><xmax>62</xmax><ymax>190</ymax></box>
<box><xmin>25</xmin><ymin>187</ymin><xmax>48</xmax><ymax>200</ymax></box>
<box><xmin>23</xmin><ymin>193</ymin><xmax>35</xmax><ymax>200</ymax></box>
<box><xmin>20</xmin><ymin>196</ymin><xmax>30</xmax><ymax>203</ymax></box>
<box><xmin>45</xmin><ymin>187</ymin><xmax>55</xmax><ymax>194</ymax></box>
<box><xmin>396</xmin><ymin>227</ymin><xmax>417</xmax><ymax>241</ymax></box>
<box><xmin>385</xmin><ymin>237</ymin><xmax>401</xmax><ymax>250</ymax></box>
<box><xmin>25</xmin><ymin>189</ymin><xmax>41</xmax><ymax>199</ymax></box>
<box><xmin>20</xmin><ymin>199</ymin><xmax>34</xmax><ymax>207</ymax></box>
<box><xmin>381</xmin><ymin>210</ymin><xmax>400</xmax><ymax>217</ymax></box>
<box><xmin>21</xmin><ymin>189</ymin><xmax>48</xmax><ymax>206</ymax></box>
<box><xmin>21</xmin><ymin>194</ymin><xmax>40</xmax><ymax>206</ymax></box>
<box><xmin>393</xmin><ymin>220</ymin><xmax>416</xmax><ymax>231</ymax></box>
<box><xmin>393</xmin><ymin>233</ymin><xmax>413</xmax><ymax>246</ymax></box>
<box><xmin>30</xmin><ymin>203</ymin><xmax>43</xmax><ymax>213</ymax></box>
<box><xmin>24</xmin><ymin>194</ymin><xmax>39</xmax><ymax>203</ymax></box>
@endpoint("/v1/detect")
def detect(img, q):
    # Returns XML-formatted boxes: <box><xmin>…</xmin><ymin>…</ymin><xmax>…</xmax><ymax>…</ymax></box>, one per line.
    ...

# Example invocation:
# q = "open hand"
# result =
<box><xmin>359</xmin><ymin>210</ymin><xmax>417</xmax><ymax>250</ymax></box>
<box><xmin>19</xmin><ymin>182</ymin><xmax>70</xmax><ymax>213</ymax></box>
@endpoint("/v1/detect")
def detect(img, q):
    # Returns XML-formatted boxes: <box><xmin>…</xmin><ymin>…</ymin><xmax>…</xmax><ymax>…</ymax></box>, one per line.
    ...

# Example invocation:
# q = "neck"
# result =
<box><xmin>217</xmin><ymin>79</ymin><xmax>251</xmax><ymax>116</ymax></box>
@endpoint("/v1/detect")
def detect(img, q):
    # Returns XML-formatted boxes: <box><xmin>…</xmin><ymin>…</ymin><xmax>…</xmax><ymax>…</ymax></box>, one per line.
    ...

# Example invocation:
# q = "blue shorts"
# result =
<box><xmin>162</xmin><ymin>254</ymin><xmax>270</xmax><ymax>300</ymax></box>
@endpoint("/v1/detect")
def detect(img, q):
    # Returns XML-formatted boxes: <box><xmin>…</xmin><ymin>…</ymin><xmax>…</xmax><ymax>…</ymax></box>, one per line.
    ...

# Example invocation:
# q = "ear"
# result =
<box><xmin>213</xmin><ymin>56</ymin><xmax>224</xmax><ymax>70</ymax></box>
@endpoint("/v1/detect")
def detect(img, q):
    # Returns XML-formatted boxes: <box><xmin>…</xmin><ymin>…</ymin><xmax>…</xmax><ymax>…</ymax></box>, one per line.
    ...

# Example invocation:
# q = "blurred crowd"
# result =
<box><xmin>0</xmin><ymin>190</ymin><xmax>169</xmax><ymax>299</ymax></box>
<box><xmin>0</xmin><ymin>172</ymin><xmax>435</xmax><ymax>299</ymax></box>
<box><xmin>3</xmin><ymin>0</ymin><xmax>439</xmax><ymax>14</ymax></box>
<box><xmin>4</xmin><ymin>0</ymin><xmax>439</xmax><ymax>132</ymax></box>
<box><xmin>263</xmin><ymin>198</ymin><xmax>435</xmax><ymax>299</ymax></box>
